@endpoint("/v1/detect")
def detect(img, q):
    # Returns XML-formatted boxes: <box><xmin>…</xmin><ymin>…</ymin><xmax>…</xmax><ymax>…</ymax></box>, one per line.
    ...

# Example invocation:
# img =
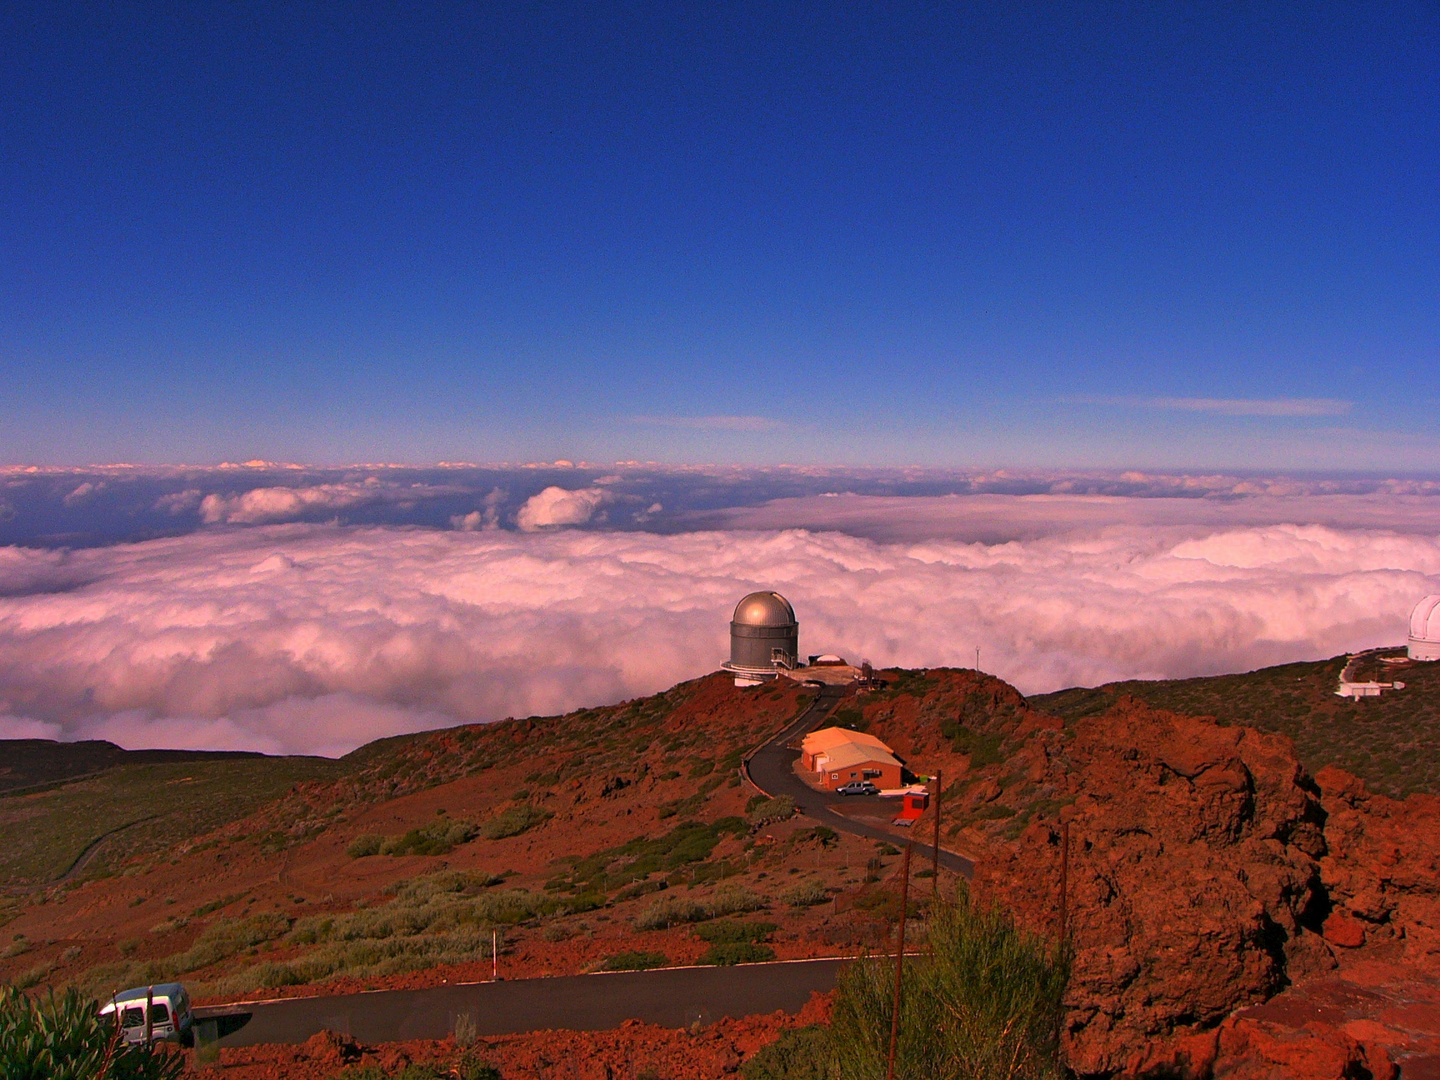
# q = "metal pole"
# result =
<box><xmin>492</xmin><ymin>930</ymin><xmax>498</xmax><ymax>981</ymax></box>
<box><xmin>1059</xmin><ymin>821</ymin><xmax>1070</xmax><ymax>942</ymax></box>
<box><xmin>886</xmin><ymin>843</ymin><xmax>913</xmax><ymax>1080</ymax></box>
<box><xmin>144</xmin><ymin>985</ymin><xmax>153</xmax><ymax>1046</ymax></box>
<box><xmin>931</xmin><ymin>769</ymin><xmax>942</xmax><ymax>895</ymax></box>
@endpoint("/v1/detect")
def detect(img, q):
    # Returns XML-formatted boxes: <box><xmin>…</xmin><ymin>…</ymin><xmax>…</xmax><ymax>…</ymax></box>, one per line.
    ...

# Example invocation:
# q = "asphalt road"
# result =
<box><xmin>745</xmin><ymin>685</ymin><xmax>975</xmax><ymax>878</ymax></box>
<box><xmin>197</xmin><ymin>958</ymin><xmax>846</xmax><ymax>1047</ymax></box>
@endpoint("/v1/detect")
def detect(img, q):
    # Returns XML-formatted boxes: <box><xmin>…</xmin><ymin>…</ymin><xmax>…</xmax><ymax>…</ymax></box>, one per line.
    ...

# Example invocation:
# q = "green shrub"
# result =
<box><xmin>829</xmin><ymin>886</ymin><xmax>1069</xmax><ymax>1080</ymax></box>
<box><xmin>694</xmin><ymin>921</ymin><xmax>776</xmax><ymax>945</ymax></box>
<box><xmin>942</xmin><ymin>722</ymin><xmax>1006</xmax><ymax>769</ymax></box>
<box><xmin>634</xmin><ymin>896</ymin><xmax>708</xmax><ymax>930</ymax></box>
<box><xmin>600</xmin><ymin>950</ymin><xmax>669</xmax><ymax>971</ymax></box>
<box><xmin>0</xmin><ymin>985</ymin><xmax>185</xmax><ymax>1080</ymax></box>
<box><xmin>741</xmin><ymin>1025</ymin><xmax>832</xmax><ymax>1080</ymax></box>
<box><xmin>795</xmin><ymin>826</ymin><xmax>837</xmax><ymax>848</ymax></box>
<box><xmin>780</xmin><ymin>881</ymin><xmax>829</xmax><ymax>908</ymax></box>
<box><xmin>614</xmin><ymin>879</ymin><xmax>665</xmax><ymax>902</ymax></box>
<box><xmin>479</xmin><ymin>804</ymin><xmax>552</xmax><ymax>840</ymax></box>
<box><xmin>746</xmin><ymin>796</ymin><xmax>796</xmax><ymax>826</ymax></box>
<box><xmin>699</xmin><ymin>942</ymin><xmax>776</xmax><ymax>966</ymax></box>
<box><xmin>345</xmin><ymin>834</ymin><xmax>385</xmax><ymax>858</ymax></box>
<box><xmin>706</xmin><ymin>884</ymin><xmax>766</xmax><ymax>917</ymax></box>
<box><xmin>381</xmin><ymin>820</ymin><xmax>479</xmax><ymax>856</ymax></box>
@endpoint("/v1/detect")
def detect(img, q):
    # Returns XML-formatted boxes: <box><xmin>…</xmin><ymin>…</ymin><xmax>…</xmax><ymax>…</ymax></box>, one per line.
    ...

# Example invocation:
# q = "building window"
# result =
<box><xmin>830</xmin><ymin>773</ymin><xmax>839</xmax><ymax>780</ymax></box>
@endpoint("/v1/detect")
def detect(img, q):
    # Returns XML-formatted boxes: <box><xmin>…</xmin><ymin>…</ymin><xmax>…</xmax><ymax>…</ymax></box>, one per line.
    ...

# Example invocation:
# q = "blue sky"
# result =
<box><xmin>2</xmin><ymin>3</ymin><xmax>1437</xmax><ymax>468</ymax></box>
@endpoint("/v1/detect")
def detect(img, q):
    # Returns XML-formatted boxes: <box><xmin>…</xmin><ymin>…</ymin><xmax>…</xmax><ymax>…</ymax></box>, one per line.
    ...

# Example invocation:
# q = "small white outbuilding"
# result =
<box><xmin>1409</xmin><ymin>595</ymin><xmax>1440</xmax><ymax>661</ymax></box>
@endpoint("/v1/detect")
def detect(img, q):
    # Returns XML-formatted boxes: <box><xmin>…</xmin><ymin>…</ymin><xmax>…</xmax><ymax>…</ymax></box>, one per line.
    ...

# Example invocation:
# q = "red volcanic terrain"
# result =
<box><xmin>3</xmin><ymin>660</ymin><xmax>1439</xmax><ymax>1078</ymax></box>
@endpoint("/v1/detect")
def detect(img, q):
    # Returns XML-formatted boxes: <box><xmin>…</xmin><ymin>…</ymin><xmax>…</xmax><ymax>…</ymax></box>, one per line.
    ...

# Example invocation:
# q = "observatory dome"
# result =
<box><xmin>724</xmin><ymin>591</ymin><xmax>799</xmax><ymax>685</ymax></box>
<box><xmin>733</xmin><ymin>591</ymin><xmax>797</xmax><ymax>627</ymax></box>
<box><xmin>1409</xmin><ymin>595</ymin><xmax>1440</xmax><ymax>661</ymax></box>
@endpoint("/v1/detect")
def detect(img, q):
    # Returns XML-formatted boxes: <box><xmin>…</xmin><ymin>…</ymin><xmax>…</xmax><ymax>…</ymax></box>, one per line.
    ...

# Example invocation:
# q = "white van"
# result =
<box><xmin>98</xmin><ymin>983</ymin><xmax>194</xmax><ymax>1045</ymax></box>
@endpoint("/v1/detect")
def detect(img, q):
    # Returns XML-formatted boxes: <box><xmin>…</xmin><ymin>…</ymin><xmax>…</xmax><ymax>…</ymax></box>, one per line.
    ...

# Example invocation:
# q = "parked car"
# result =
<box><xmin>835</xmin><ymin>780</ymin><xmax>880</xmax><ymax>796</ymax></box>
<box><xmin>99</xmin><ymin>983</ymin><xmax>194</xmax><ymax>1046</ymax></box>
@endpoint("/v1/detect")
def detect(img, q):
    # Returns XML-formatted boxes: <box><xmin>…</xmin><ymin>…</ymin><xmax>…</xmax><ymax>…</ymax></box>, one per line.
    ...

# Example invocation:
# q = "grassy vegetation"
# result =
<box><xmin>347</xmin><ymin>818</ymin><xmax>480</xmax><ymax>858</ymax></box>
<box><xmin>599</xmin><ymin>950</ymin><xmax>668</xmax><ymax>971</ymax></box>
<box><xmin>746</xmin><ymin>795</ymin><xmax>796</xmax><ymax>826</ymax></box>
<box><xmin>634</xmin><ymin>885</ymin><xmax>767</xmax><ymax>930</ymax></box>
<box><xmin>547</xmin><ymin>818</ymin><xmax>750</xmax><ymax>899</ymax></box>
<box><xmin>1032</xmin><ymin>654</ymin><xmax>1440</xmax><ymax>797</ymax></box>
<box><xmin>694</xmin><ymin>920</ymin><xmax>777</xmax><ymax>965</ymax></box>
<box><xmin>0</xmin><ymin>985</ymin><xmax>184</xmax><ymax>1080</ymax></box>
<box><xmin>67</xmin><ymin>869</ymin><xmax>555</xmax><ymax>998</ymax></box>
<box><xmin>741</xmin><ymin>1026</ymin><xmax>832</xmax><ymax>1080</ymax></box>
<box><xmin>0</xmin><ymin>756</ymin><xmax>343</xmax><ymax>886</ymax></box>
<box><xmin>744</xmin><ymin>886</ymin><xmax>1067</xmax><ymax>1079</ymax></box>
<box><xmin>477</xmin><ymin>803</ymin><xmax>552</xmax><ymax>840</ymax></box>
<box><xmin>0</xmin><ymin>671</ymin><xmax>799</xmax><ymax>896</ymax></box>
<box><xmin>700</xmin><ymin>942</ymin><xmax>776</xmax><ymax>965</ymax></box>
<box><xmin>780</xmin><ymin>880</ymin><xmax>829</xmax><ymax>908</ymax></box>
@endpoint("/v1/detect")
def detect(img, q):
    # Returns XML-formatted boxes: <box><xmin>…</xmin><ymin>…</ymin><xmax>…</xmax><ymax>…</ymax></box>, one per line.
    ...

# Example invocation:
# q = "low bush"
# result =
<box><xmin>479</xmin><ymin>804</ymin><xmax>552</xmax><ymax>841</ymax></box>
<box><xmin>829</xmin><ymin>885</ymin><xmax>1068</xmax><ymax>1080</ymax></box>
<box><xmin>345</xmin><ymin>834</ymin><xmax>385</xmax><ymax>858</ymax></box>
<box><xmin>699</xmin><ymin>942</ymin><xmax>775</xmax><ymax>966</ymax></box>
<box><xmin>780</xmin><ymin>880</ymin><xmax>829</xmax><ymax>908</ymax></box>
<box><xmin>382</xmin><ymin>820</ymin><xmax>479</xmax><ymax>857</ymax></box>
<box><xmin>746</xmin><ymin>796</ymin><xmax>796</xmax><ymax>826</ymax></box>
<box><xmin>706</xmin><ymin>884</ymin><xmax>767</xmax><ymax>917</ymax></box>
<box><xmin>0</xmin><ymin>985</ymin><xmax>185</xmax><ymax>1080</ymax></box>
<box><xmin>614</xmin><ymin>879</ymin><xmax>665</xmax><ymax>902</ymax></box>
<box><xmin>600</xmin><ymin>950</ymin><xmax>668</xmax><ymax>971</ymax></box>
<box><xmin>634</xmin><ymin>896</ymin><xmax>708</xmax><ymax>930</ymax></box>
<box><xmin>693</xmin><ymin>921</ymin><xmax>776</xmax><ymax>945</ymax></box>
<box><xmin>740</xmin><ymin>1025</ymin><xmax>832</xmax><ymax>1080</ymax></box>
<box><xmin>635</xmin><ymin>883</ymin><xmax>766</xmax><ymax>930</ymax></box>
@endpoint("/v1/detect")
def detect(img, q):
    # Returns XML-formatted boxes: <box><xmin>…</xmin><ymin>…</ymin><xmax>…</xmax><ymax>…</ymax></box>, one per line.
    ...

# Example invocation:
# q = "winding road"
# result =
<box><xmin>198</xmin><ymin>959</ymin><xmax>845</xmax><ymax>1047</ymax></box>
<box><xmin>188</xmin><ymin>685</ymin><xmax>966</xmax><ymax>1050</ymax></box>
<box><xmin>744</xmin><ymin>684</ymin><xmax>975</xmax><ymax>878</ymax></box>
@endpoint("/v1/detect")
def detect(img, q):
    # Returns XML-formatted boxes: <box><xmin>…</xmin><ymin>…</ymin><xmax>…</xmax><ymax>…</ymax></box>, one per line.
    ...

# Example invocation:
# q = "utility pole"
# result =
<box><xmin>1059</xmin><ymin>821</ymin><xmax>1070</xmax><ymax>943</ymax></box>
<box><xmin>931</xmin><ymin>769</ymin><xmax>942</xmax><ymax>895</ymax></box>
<box><xmin>975</xmin><ymin>647</ymin><xmax>981</xmax><ymax>672</ymax></box>
<box><xmin>886</xmin><ymin>843</ymin><xmax>914</xmax><ymax>1080</ymax></box>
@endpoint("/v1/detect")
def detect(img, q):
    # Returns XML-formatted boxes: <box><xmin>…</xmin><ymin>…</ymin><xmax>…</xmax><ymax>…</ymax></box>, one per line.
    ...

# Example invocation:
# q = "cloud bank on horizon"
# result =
<box><xmin>2</xmin><ymin>482</ymin><xmax>1438</xmax><ymax>756</ymax></box>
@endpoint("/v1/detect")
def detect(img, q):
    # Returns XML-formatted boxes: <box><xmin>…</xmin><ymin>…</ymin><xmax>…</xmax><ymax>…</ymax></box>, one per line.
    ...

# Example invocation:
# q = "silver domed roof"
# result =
<box><xmin>733</xmin><ymin>591</ymin><xmax>796</xmax><ymax>627</ymax></box>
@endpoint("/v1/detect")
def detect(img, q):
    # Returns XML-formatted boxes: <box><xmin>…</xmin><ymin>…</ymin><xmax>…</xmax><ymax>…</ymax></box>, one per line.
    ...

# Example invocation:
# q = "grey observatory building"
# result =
<box><xmin>722</xmin><ymin>591</ymin><xmax>799</xmax><ymax>686</ymax></box>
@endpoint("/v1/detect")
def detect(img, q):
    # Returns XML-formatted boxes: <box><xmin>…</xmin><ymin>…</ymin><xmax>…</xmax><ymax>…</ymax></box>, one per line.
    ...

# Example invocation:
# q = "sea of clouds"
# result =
<box><xmin>3</xmin><ymin>471</ymin><xmax>1440</xmax><ymax>756</ymax></box>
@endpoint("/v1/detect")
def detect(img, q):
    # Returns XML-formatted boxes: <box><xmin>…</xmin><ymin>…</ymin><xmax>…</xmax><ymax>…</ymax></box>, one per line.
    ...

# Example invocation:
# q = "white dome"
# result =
<box><xmin>1408</xmin><ymin>595</ymin><xmax>1440</xmax><ymax>660</ymax></box>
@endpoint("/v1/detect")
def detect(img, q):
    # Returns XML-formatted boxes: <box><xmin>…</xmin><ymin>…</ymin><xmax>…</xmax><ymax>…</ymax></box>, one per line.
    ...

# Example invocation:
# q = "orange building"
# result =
<box><xmin>801</xmin><ymin>726</ymin><xmax>904</xmax><ymax>790</ymax></box>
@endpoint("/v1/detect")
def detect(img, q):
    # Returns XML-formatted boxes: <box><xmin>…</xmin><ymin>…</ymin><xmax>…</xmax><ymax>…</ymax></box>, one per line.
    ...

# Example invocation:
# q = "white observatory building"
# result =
<box><xmin>1409</xmin><ymin>595</ymin><xmax>1440</xmax><ymax>661</ymax></box>
<box><xmin>722</xmin><ymin>591</ymin><xmax>799</xmax><ymax>686</ymax></box>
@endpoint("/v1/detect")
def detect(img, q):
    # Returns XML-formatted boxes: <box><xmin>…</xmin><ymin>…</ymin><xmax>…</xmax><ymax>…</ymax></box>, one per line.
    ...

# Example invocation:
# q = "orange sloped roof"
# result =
<box><xmin>802</xmin><ymin>726</ymin><xmax>894</xmax><ymax>756</ymax></box>
<box><xmin>815</xmin><ymin>742</ymin><xmax>902</xmax><ymax>771</ymax></box>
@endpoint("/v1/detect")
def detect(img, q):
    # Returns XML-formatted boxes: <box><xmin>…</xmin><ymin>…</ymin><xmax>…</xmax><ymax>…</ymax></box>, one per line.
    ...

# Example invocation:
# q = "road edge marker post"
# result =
<box><xmin>886</xmin><ymin>842</ymin><xmax>913</xmax><ymax>1080</ymax></box>
<box><xmin>931</xmin><ymin>769</ymin><xmax>942</xmax><ymax>896</ymax></box>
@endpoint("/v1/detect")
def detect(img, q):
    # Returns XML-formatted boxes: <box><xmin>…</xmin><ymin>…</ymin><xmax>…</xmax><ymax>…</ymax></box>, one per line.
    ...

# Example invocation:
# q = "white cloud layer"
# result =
<box><xmin>2</xmin><ymin>496</ymin><xmax>1438</xmax><ymax>755</ymax></box>
<box><xmin>515</xmin><ymin>486</ymin><xmax>612</xmax><ymax>530</ymax></box>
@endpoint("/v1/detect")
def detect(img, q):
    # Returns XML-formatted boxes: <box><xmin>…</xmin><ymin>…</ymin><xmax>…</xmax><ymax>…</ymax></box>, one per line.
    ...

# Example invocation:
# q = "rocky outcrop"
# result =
<box><xmin>1315</xmin><ymin>765</ymin><xmax>1440</xmax><ymax>975</ymax></box>
<box><xmin>974</xmin><ymin>698</ymin><xmax>1334</xmax><ymax>1077</ymax></box>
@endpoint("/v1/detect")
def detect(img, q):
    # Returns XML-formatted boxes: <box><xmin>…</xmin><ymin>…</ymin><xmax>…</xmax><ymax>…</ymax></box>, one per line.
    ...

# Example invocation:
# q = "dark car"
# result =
<box><xmin>835</xmin><ymin>781</ymin><xmax>879</xmax><ymax>796</ymax></box>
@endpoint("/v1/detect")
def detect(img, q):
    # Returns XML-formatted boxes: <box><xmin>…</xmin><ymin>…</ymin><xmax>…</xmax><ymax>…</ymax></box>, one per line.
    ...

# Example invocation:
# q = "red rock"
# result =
<box><xmin>973</xmin><ymin>699</ymin><xmax>1334</xmax><ymax>1075</ymax></box>
<box><xmin>1213</xmin><ymin>1015</ymin><xmax>1397</xmax><ymax>1079</ymax></box>
<box><xmin>1322</xmin><ymin>910</ymin><xmax>1365</xmax><ymax>948</ymax></box>
<box><xmin>1315</xmin><ymin>766</ymin><xmax>1440</xmax><ymax>975</ymax></box>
